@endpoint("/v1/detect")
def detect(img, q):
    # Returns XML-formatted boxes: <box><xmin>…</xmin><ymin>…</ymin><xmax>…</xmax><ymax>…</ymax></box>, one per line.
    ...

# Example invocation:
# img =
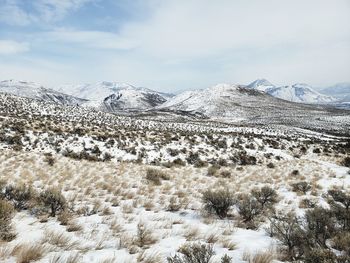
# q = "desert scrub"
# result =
<box><xmin>251</xmin><ymin>186</ymin><xmax>278</xmax><ymax>209</ymax></box>
<box><xmin>167</xmin><ymin>243</ymin><xmax>215</xmax><ymax>263</ymax></box>
<box><xmin>40</xmin><ymin>188</ymin><xmax>66</xmax><ymax>217</ymax></box>
<box><xmin>0</xmin><ymin>199</ymin><xmax>16</xmax><ymax>241</ymax></box>
<box><xmin>146</xmin><ymin>168</ymin><xmax>170</xmax><ymax>185</ymax></box>
<box><xmin>291</xmin><ymin>181</ymin><xmax>311</xmax><ymax>194</ymax></box>
<box><xmin>202</xmin><ymin>188</ymin><xmax>234</xmax><ymax>218</ymax></box>
<box><xmin>3</xmin><ymin>184</ymin><xmax>36</xmax><ymax>210</ymax></box>
<box><xmin>235</xmin><ymin>194</ymin><xmax>263</xmax><ymax>229</ymax></box>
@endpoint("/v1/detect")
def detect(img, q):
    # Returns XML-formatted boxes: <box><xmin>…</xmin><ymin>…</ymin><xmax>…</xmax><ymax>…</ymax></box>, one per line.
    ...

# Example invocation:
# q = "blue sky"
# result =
<box><xmin>0</xmin><ymin>0</ymin><xmax>349</xmax><ymax>92</ymax></box>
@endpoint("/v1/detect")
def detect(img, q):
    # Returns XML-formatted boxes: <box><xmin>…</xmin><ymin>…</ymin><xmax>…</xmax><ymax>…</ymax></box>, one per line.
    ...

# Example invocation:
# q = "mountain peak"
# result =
<box><xmin>247</xmin><ymin>79</ymin><xmax>275</xmax><ymax>89</ymax></box>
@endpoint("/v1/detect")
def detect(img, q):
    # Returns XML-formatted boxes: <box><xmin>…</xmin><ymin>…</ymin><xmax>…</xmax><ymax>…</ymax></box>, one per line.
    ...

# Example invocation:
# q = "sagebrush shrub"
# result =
<box><xmin>4</xmin><ymin>184</ymin><xmax>35</xmax><ymax>210</ymax></box>
<box><xmin>304</xmin><ymin>207</ymin><xmax>336</xmax><ymax>248</ymax></box>
<box><xmin>202</xmin><ymin>188</ymin><xmax>234</xmax><ymax>218</ymax></box>
<box><xmin>146</xmin><ymin>168</ymin><xmax>169</xmax><ymax>185</ymax></box>
<box><xmin>291</xmin><ymin>181</ymin><xmax>311</xmax><ymax>194</ymax></box>
<box><xmin>341</xmin><ymin>156</ymin><xmax>350</xmax><ymax>167</ymax></box>
<box><xmin>167</xmin><ymin>243</ymin><xmax>215</xmax><ymax>263</ymax></box>
<box><xmin>268</xmin><ymin>213</ymin><xmax>305</xmax><ymax>260</ymax></box>
<box><xmin>251</xmin><ymin>186</ymin><xmax>278</xmax><ymax>208</ymax></box>
<box><xmin>236</xmin><ymin>194</ymin><xmax>263</xmax><ymax>229</ymax></box>
<box><xmin>0</xmin><ymin>199</ymin><xmax>16</xmax><ymax>241</ymax></box>
<box><xmin>40</xmin><ymin>188</ymin><xmax>66</xmax><ymax>217</ymax></box>
<box><xmin>304</xmin><ymin>249</ymin><xmax>337</xmax><ymax>263</ymax></box>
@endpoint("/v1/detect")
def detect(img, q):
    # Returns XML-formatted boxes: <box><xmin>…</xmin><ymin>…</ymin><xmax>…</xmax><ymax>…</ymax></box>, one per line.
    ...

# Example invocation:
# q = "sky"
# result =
<box><xmin>0</xmin><ymin>0</ymin><xmax>349</xmax><ymax>92</ymax></box>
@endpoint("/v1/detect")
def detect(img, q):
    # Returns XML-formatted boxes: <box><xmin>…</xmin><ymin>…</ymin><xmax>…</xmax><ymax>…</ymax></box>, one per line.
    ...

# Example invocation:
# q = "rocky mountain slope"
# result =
<box><xmin>321</xmin><ymin>82</ymin><xmax>350</xmax><ymax>102</ymax></box>
<box><xmin>58</xmin><ymin>81</ymin><xmax>173</xmax><ymax>112</ymax></box>
<box><xmin>246</xmin><ymin>79</ymin><xmax>336</xmax><ymax>104</ymax></box>
<box><xmin>0</xmin><ymin>80</ymin><xmax>87</xmax><ymax>106</ymax></box>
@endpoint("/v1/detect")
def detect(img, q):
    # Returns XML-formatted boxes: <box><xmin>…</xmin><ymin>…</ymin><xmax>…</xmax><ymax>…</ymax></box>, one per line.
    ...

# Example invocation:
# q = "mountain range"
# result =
<box><xmin>58</xmin><ymin>81</ymin><xmax>173</xmax><ymax>112</ymax></box>
<box><xmin>0</xmin><ymin>79</ymin><xmax>349</xmax><ymax>119</ymax></box>
<box><xmin>246</xmin><ymin>79</ymin><xmax>336</xmax><ymax>104</ymax></box>
<box><xmin>0</xmin><ymin>80</ymin><xmax>86</xmax><ymax>106</ymax></box>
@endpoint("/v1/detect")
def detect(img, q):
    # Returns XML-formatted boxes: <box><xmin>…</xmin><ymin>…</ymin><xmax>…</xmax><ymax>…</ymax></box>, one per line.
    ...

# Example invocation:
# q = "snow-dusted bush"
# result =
<box><xmin>342</xmin><ymin>157</ymin><xmax>350</xmax><ymax>167</ymax></box>
<box><xmin>332</xmin><ymin>232</ymin><xmax>350</xmax><ymax>256</ymax></box>
<box><xmin>0</xmin><ymin>199</ymin><xmax>16</xmax><ymax>241</ymax></box>
<box><xmin>303</xmin><ymin>249</ymin><xmax>337</xmax><ymax>263</ymax></box>
<box><xmin>236</xmin><ymin>194</ymin><xmax>263</xmax><ymax>229</ymax></box>
<box><xmin>251</xmin><ymin>186</ymin><xmax>278</xmax><ymax>209</ymax></box>
<box><xmin>202</xmin><ymin>188</ymin><xmax>234</xmax><ymax>218</ymax></box>
<box><xmin>167</xmin><ymin>243</ymin><xmax>215</xmax><ymax>263</ymax></box>
<box><xmin>291</xmin><ymin>181</ymin><xmax>311</xmax><ymax>194</ymax></box>
<box><xmin>304</xmin><ymin>207</ymin><xmax>336</xmax><ymax>248</ymax></box>
<box><xmin>40</xmin><ymin>188</ymin><xmax>66</xmax><ymax>217</ymax></box>
<box><xmin>4</xmin><ymin>184</ymin><xmax>36</xmax><ymax>210</ymax></box>
<box><xmin>327</xmin><ymin>189</ymin><xmax>350</xmax><ymax>231</ymax></box>
<box><xmin>146</xmin><ymin>168</ymin><xmax>170</xmax><ymax>185</ymax></box>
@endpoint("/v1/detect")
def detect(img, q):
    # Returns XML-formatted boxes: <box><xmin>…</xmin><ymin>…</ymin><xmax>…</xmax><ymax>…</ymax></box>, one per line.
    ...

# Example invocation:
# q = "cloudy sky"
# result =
<box><xmin>0</xmin><ymin>0</ymin><xmax>349</xmax><ymax>92</ymax></box>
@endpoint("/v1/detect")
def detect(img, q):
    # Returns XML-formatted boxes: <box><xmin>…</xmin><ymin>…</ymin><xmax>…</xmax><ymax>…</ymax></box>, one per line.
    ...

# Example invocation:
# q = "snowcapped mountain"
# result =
<box><xmin>58</xmin><ymin>81</ymin><xmax>173</xmax><ymax>112</ymax></box>
<box><xmin>246</xmin><ymin>79</ymin><xmax>336</xmax><ymax>104</ymax></box>
<box><xmin>0</xmin><ymin>80</ymin><xmax>86</xmax><ymax>106</ymax></box>
<box><xmin>321</xmin><ymin>83</ymin><xmax>350</xmax><ymax>102</ymax></box>
<box><xmin>157</xmin><ymin>83</ymin><xmax>322</xmax><ymax>120</ymax></box>
<box><xmin>247</xmin><ymin>79</ymin><xmax>276</xmax><ymax>91</ymax></box>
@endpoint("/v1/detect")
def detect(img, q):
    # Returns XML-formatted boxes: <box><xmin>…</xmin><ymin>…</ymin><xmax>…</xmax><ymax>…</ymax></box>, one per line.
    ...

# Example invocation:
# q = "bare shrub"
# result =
<box><xmin>167</xmin><ymin>196</ymin><xmax>181</xmax><ymax>212</ymax></box>
<box><xmin>207</xmin><ymin>165</ymin><xmax>219</xmax><ymax>177</ymax></box>
<box><xmin>332</xmin><ymin>232</ymin><xmax>350</xmax><ymax>256</ymax></box>
<box><xmin>135</xmin><ymin>222</ymin><xmax>158</xmax><ymax>248</ymax></box>
<box><xmin>40</xmin><ymin>188</ymin><xmax>66</xmax><ymax>217</ymax></box>
<box><xmin>236</xmin><ymin>194</ymin><xmax>263</xmax><ymax>229</ymax></box>
<box><xmin>303</xmin><ymin>249</ymin><xmax>337</xmax><ymax>263</ymax></box>
<box><xmin>291</xmin><ymin>181</ymin><xmax>311</xmax><ymax>194</ymax></box>
<box><xmin>167</xmin><ymin>243</ymin><xmax>215</xmax><ymax>263</ymax></box>
<box><xmin>267</xmin><ymin>213</ymin><xmax>305</xmax><ymax>260</ymax></box>
<box><xmin>0</xmin><ymin>199</ymin><xmax>16</xmax><ymax>241</ymax></box>
<box><xmin>221</xmin><ymin>254</ymin><xmax>232</xmax><ymax>263</ymax></box>
<box><xmin>146</xmin><ymin>168</ymin><xmax>170</xmax><ymax>185</ymax></box>
<box><xmin>304</xmin><ymin>207</ymin><xmax>336</xmax><ymax>248</ymax></box>
<box><xmin>4</xmin><ymin>184</ymin><xmax>35</xmax><ymax>210</ymax></box>
<box><xmin>251</xmin><ymin>186</ymin><xmax>278</xmax><ymax>209</ymax></box>
<box><xmin>202</xmin><ymin>188</ymin><xmax>234</xmax><ymax>218</ymax></box>
<box><xmin>341</xmin><ymin>156</ymin><xmax>350</xmax><ymax>167</ymax></box>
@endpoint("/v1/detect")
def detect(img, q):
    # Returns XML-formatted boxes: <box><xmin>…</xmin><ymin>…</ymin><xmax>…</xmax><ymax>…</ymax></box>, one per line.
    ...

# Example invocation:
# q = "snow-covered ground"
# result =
<box><xmin>0</xmin><ymin>146</ymin><xmax>349</xmax><ymax>262</ymax></box>
<box><xmin>0</xmin><ymin>92</ymin><xmax>349</xmax><ymax>263</ymax></box>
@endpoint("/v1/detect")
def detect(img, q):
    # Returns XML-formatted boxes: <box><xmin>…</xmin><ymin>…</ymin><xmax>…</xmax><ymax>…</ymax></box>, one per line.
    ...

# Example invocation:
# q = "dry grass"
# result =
<box><xmin>242</xmin><ymin>249</ymin><xmax>275</xmax><ymax>263</ymax></box>
<box><xmin>13</xmin><ymin>243</ymin><xmax>46</xmax><ymax>263</ymax></box>
<box><xmin>136</xmin><ymin>250</ymin><xmax>163</xmax><ymax>263</ymax></box>
<box><xmin>49</xmin><ymin>252</ymin><xmax>81</xmax><ymax>263</ymax></box>
<box><xmin>41</xmin><ymin>230</ymin><xmax>79</xmax><ymax>250</ymax></box>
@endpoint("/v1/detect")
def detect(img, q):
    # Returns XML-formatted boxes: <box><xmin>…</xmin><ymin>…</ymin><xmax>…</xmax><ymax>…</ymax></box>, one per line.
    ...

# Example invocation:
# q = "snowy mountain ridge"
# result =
<box><xmin>246</xmin><ymin>79</ymin><xmax>336</xmax><ymax>104</ymax></box>
<box><xmin>0</xmin><ymin>79</ymin><xmax>87</xmax><ymax>106</ymax></box>
<box><xmin>58</xmin><ymin>81</ymin><xmax>174</xmax><ymax>112</ymax></box>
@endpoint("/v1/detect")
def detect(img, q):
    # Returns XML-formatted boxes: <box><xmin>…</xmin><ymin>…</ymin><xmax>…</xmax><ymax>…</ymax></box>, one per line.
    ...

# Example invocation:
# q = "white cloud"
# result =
<box><xmin>0</xmin><ymin>0</ymin><xmax>93</xmax><ymax>25</ymax></box>
<box><xmin>1</xmin><ymin>0</ymin><xmax>349</xmax><ymax>89</ymax></box>
<box><xmin>116</xmin><ymin>0</ymin><xmax>350</xmax><ymax>60</ymax></box>
<box><xmin>0</xmin><ymin>40</ymin><xmax>29</xmax><ymax>55</ymax></box>
<box><xmin>33</xmin><ymin>0</ymin><xmax>93</xmax><ymax>22</ymax></box>
<box><xmin>45</xmin><ymin>29</ymin><xmax>136</xmax><ymax>50</ymax></box>
<box><xmin>0</xmin><ymin>0</ymin><xmax>35</xmax><ymax>25</ymax></box>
